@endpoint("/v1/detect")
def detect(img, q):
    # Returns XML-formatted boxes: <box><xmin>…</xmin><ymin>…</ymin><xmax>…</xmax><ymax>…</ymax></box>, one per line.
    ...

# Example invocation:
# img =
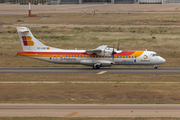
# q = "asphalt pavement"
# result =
<box><xmin>0</xmin><ymin>104</ymin><xmax>180</xmax><ymax>117</ymax></box>
<box><xmin>0</xmin><ymin>67</ymin><xmax>179</xmax><ymax>74</ymax></box>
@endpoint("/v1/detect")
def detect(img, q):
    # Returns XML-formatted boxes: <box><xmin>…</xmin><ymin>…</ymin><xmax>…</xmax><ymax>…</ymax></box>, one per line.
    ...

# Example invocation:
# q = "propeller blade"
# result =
<box><xmin>117</xmin><ymin>41</ymin><xmax>119</xmax><ymax>50</ymax></box>
<box><xmin>112</xmin><ymin>45</ymin><xmax>117</xmax><ymax>55</ymax></box>
<box><xmin>112</xmin><ymin>44</ymin><xmax>116</xmax><ymax>60</ymax></box>
<box><xmin>112</xmin><ymin>44</ymin><xmax>114</xmax><ymax>60</ymax></box>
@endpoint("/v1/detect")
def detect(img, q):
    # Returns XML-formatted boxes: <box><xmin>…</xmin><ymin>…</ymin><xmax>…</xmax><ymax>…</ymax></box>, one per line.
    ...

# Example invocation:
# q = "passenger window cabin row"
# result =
<box><xmin>59</xmin><ymin>55</ymin><xmax>137</xmax><ymax>58</ymax></box>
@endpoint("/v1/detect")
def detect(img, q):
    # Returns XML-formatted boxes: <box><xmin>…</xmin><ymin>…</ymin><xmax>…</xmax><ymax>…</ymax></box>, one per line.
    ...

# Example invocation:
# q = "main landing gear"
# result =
<box><xmin>93</xmin><ymin>64</ymin><xmax>100</xmax><ymax>69</ymax></box>
<box><xmin>154</xmin><ymin>65</ymin><xmax>158</xmax><ymax>69</ymax></box>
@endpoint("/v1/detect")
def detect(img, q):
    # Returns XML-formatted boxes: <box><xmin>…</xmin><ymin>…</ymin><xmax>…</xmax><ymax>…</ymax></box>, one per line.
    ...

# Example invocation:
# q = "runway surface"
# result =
<box><xmin>0</xmin><ymin>104</ymin><xmax>180</xmax><ymax>117</ymax></box>
<box><xmin>0</xmin><ymin>67</ymin><xmax>179</xmax><ymax>74</ymax></box>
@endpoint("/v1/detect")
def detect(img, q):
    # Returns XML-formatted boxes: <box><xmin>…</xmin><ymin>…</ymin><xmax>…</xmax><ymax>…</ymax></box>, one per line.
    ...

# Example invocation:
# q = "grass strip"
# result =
<box><xmin>0</xmin><ymin>117</ymin><xmax>180</xmax><ymax>120</ymax></box>
<box><xmin>0</xmin><ymin>74</ymin><xmax>180</xmax><ymax>82</ymax></box>
<box><xmin>0</xmin><ymin>83</ymin><xmax>180</xmax><ymax>104</ymax></box>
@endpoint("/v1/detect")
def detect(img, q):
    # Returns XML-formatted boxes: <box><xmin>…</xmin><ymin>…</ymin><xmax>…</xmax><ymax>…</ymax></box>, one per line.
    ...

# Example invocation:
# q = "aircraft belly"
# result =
<box><xmin>80</xmin><ymin>58</ymin><xmax>114</xmax><ymax>66</ymax></box>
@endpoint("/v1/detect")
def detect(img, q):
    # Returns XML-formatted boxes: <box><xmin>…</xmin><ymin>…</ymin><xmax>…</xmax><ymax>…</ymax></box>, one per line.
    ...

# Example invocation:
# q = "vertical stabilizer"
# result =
<box><xmin>17</xmin><ymin>27</ymin><xmax>50</xmax><ymax>51</ymax></box>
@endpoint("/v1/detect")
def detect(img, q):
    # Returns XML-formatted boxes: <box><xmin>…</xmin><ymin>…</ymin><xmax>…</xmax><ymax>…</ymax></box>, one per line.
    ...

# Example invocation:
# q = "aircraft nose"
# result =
<box><xmin>161</xmin><ymin>57</ymin><xmax>166</xmax><ymax>63</ymax></box>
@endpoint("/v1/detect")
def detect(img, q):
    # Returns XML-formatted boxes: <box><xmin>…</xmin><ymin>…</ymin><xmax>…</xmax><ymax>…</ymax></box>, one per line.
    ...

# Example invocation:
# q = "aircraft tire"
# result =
<box><xmin>96</xmin><ymin>65</ymin><xmax>100</xmax><ymax>69</ymax></box>
<box><xmin>154</xmin><ymin>65</ymin><xmax>158</xmax><ymax>69</ymax></box>
<box><xmin>93</xmin><ymin>65</ymin><xmax>100</xmax><ymax>69</ymax></box>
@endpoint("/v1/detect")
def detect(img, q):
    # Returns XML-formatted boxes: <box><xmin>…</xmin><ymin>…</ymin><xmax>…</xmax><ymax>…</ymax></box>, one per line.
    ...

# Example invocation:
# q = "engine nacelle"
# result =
<box><xmin>86</xmin><ymin>45</ymin><xmax>117</xmax><ymax>57</ymax></box>
<box><xmin>96</xmin><ymin>49</ymin><xmax>113</xmax><ymax>57</ymax></box>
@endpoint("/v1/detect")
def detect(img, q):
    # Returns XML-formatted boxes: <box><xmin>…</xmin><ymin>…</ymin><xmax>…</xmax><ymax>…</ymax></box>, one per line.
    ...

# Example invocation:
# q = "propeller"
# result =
<box><xmin>112</xmin><ymin>44</ymin><xmax>117</xmax><ymax>60</ymax></box>
<box><xmin>117</xmin><ymin>41</ymin><xmax>119</xmax><ymax>50</ymax></box>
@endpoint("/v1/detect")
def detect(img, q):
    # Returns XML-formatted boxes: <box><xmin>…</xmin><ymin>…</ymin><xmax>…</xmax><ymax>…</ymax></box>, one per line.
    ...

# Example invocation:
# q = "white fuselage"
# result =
<box><xmin>18</xmin><ymin>49</ymin><xmax>166</xmax><ymax>67</ymax></box>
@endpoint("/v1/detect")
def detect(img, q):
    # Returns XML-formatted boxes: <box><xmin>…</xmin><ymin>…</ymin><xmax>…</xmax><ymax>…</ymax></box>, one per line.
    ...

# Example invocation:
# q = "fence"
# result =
<box><xmin>115</xmin><ymin>0</ymin><xmax>134</xmax><ymax>4</ymax></box>
<box><xmin>139</xmin><ymin>0</ymin><xmax>162</xmax><ymax>4</ymax></box>
<box><xmin>61</xmin><ymin>0</ymin><xmax>79</xmax><ymax>4</ymax></box>
<box><xmin>166</xmin><ymin>0</ymin><xmax>180</xmax><ymax>3</ymax></box>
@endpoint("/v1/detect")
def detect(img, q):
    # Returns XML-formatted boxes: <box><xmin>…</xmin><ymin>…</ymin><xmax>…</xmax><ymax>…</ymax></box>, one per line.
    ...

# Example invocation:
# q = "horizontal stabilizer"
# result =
<box><xmin>17</xmin><ymin>27</ymin><xmax>29</xmax><ymax>33</ymax></box>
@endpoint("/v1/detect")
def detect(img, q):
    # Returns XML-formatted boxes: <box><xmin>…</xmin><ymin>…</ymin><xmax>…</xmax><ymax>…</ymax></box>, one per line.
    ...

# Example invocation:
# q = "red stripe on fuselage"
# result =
<box><xmin>115</xmin><ymin>51</ymin><xmax>135</xmax><ymax>56</ymax></box>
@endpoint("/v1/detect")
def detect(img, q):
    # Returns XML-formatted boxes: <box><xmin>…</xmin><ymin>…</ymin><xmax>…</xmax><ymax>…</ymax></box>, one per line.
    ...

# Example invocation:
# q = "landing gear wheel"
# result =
<box><xmin>154</xmin><ymin>65</ymin><xmax>158</xmax><ymax>69</ymax></box>
<box><xmin>93</xmin><ymin>65</ymin><xmax>100</xmax><ymax>69</ymax></box>
<box><xmin>96</xmin><ymin>65</ymin><xmax>100</xmax><ymax>69</ymax></box>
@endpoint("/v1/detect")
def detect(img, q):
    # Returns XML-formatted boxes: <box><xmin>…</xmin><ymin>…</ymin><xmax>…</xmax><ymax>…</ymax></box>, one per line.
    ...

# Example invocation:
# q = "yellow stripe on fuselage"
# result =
<box><xmin>132</xmin><ymin>51</ymin><xmax>144</xmax><ymax>57</ymax></box>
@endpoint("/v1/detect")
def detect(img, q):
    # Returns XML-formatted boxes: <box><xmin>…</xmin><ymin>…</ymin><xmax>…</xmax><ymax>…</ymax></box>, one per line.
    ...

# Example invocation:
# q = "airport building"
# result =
<box><xmin>11</xmin><ymin>0</ymin><xmax>180</xmax><ymax>4</ymax></box>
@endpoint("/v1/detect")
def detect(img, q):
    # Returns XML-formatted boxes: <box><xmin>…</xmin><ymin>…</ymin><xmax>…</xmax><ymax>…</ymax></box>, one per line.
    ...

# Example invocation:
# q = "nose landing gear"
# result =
<box><xmin>154</xmin><ymin>65</ymin><xmax>158</xmax><ymax>69</ymax></box>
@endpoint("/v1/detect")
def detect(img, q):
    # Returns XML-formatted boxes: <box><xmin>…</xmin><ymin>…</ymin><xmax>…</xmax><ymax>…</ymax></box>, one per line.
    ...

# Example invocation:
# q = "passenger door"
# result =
<box><xmin>53</xmin><ymin>55</ymin><xmax>57</xmax><ymax>63</ymax></box>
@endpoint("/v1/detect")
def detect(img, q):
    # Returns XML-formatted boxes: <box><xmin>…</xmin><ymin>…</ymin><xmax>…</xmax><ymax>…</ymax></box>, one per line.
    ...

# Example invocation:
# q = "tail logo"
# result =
<box><xmin>22</xmin><ymin>36</ymin><xmax>34</xmax><ymax>46</ymax></box>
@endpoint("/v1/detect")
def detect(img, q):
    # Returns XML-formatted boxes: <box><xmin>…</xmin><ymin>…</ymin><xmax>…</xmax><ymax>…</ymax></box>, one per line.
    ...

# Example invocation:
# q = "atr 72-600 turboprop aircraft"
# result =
<box><xmin>17</xmin><ymin>27</ymin><xmax>166</xmax><ymax>69</ymax></box>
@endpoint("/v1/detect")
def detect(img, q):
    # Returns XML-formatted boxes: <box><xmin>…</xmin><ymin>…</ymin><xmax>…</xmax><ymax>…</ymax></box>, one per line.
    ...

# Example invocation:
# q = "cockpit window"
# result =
<box><xmin>152</xmin><ymin>54</ymin><xmax>159</xmax><ymax>56</ymax></box>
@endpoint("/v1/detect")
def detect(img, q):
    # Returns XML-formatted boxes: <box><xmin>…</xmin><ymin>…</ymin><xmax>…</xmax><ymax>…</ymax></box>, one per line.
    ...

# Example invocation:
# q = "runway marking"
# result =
<box><xmin>64</xmin><ymin>112</ymin><xmax>79</xmax><ymax>117</ymax></box>
<box><xmin>97</xmin><ymin>71</ymin><xmax>107</xmax><ymax>74</ymax></box>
